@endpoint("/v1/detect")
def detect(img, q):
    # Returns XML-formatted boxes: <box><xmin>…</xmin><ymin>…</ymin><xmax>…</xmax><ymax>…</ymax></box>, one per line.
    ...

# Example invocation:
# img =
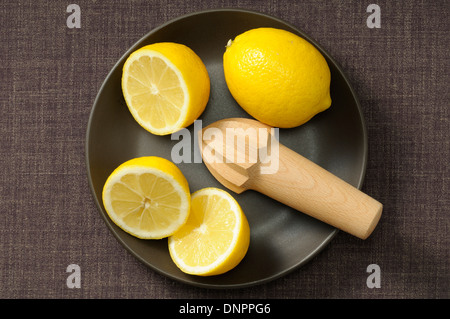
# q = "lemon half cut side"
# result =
<box><xmin>122</xmin><ymin>42</ymin><xmax>210</xmax><ymax>135</ymax></box>
<box><xmin>168</xmin><ymin>187</ymin><xmax>250</xmax><ymax>276</ymax></box>
<box><xmin>102</xmin><ymin>156</ymin><xmax>191</xmax><ymax>239</ymax></box>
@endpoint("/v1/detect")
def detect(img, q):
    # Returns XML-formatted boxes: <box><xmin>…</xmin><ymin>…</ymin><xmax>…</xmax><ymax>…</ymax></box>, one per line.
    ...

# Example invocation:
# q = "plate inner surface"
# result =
<box><xmin>86</xmin><ymin>9</ymin><xmax>367</xmax><ymax>288</ymax></box>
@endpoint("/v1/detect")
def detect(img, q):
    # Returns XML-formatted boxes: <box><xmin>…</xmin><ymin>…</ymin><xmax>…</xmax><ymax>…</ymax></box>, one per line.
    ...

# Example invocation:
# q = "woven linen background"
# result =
<box><xmin>0</xmin><ymin>0</ymin><xmax>448</xmax><ymax>298</ymax></box>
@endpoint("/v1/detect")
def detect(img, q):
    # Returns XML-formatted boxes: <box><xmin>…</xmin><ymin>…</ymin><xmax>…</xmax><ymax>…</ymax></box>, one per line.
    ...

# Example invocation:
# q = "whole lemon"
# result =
<box><xmin>223</xmin><ymin>28</ymin><xmax>332</xmax><ymax>128</ymax></box>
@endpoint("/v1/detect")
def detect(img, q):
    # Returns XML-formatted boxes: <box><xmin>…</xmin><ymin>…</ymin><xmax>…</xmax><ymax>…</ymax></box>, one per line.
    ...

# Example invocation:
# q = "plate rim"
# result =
<box><xmin>85</xmin><ymin>8</ymin><xmax>368</xmax><ymax>289</ymax></box>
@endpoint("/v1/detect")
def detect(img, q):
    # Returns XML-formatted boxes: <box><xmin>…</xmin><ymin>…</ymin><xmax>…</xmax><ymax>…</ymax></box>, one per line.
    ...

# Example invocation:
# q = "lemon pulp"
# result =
<box><xmin>102</xmin><ymin>156</ymin><xmax>190</xmax><ymax>239</ymax></box>
<box><xmin>168</xmin><ymin>187</ymin><xmax>250</xmax><ymax>276</ymax></box>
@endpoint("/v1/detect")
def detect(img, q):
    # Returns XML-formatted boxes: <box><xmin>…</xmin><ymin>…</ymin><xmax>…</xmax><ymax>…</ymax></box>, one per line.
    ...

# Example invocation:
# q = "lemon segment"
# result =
<box><xmin>223</xmin><ymin>27</ymin><xmax>331</xmax><ymax>128</ymax></box>
<box><xmin>102</xmin><ymin>157</ymin><xmax>190</xmax><ymax>239</ymax></box>
<box><xmin>122</xmin><ymin>42</ymin><xmax>210</xmax><ymax>135</ymax></box>
<box><xmin>168</xmin><ymin>188</ymin><xmax>250</xmax><ymax>276</ymax></box>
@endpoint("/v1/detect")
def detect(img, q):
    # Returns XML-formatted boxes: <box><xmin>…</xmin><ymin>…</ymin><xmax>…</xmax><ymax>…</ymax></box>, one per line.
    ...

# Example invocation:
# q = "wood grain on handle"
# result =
<box><xmin>248</xmin><ymin>144</ymin><xmax>383</xmax><ymax>239</ymax></box>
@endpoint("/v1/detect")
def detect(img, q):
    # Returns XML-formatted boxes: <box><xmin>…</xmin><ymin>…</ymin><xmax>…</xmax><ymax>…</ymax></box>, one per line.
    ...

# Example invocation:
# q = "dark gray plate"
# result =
<box><xmin>86</xmin><ymin>9</ymin><xmax>367</xmax><ymax>288</ymax></box>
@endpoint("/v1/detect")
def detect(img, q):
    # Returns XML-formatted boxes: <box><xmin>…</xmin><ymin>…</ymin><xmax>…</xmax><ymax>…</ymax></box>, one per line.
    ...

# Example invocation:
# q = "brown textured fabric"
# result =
<box><xmin>0</xmin><ymin>0</ymin><xmax>448</xmax><ymax>298</ymax></box>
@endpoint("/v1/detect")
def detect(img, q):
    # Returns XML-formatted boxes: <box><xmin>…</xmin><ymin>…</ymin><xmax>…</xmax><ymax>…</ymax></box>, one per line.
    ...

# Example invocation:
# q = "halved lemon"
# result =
<box><xmin>168</xmin><ymin>187</ymin><xmax>250</xmax><ymax>276</ymax></box>
<box><xmin>102</xmin><ymin>156</ymin><xmax>190</xmax><ymax>239</ymax></box>
<box><xmin>121</xmin><ymin>42</ymin><xmax>210</xmax><ymax>135</ymax></box>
